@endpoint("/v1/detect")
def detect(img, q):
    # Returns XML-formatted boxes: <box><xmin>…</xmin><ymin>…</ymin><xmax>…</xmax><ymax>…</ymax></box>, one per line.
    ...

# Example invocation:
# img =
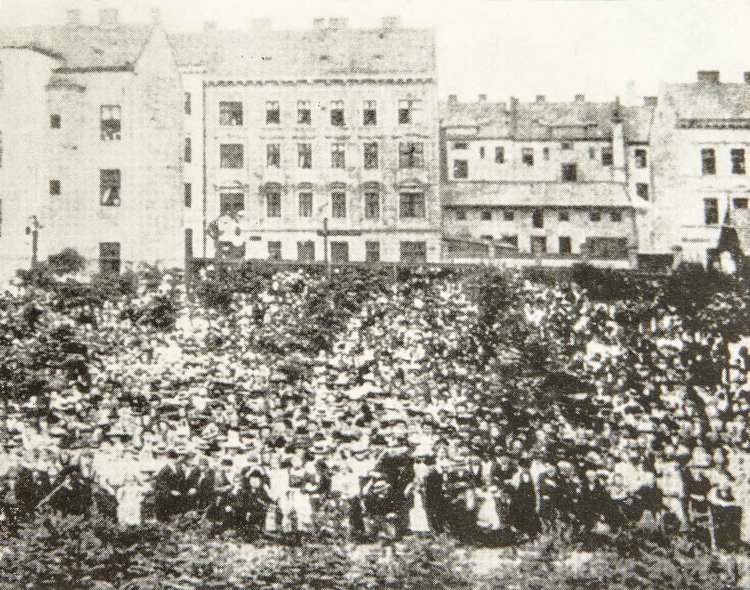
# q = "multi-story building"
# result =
<box><xmin>440</xmin><ymin>94</ymin><xmax>654</xmax><ymax>268</ymax></box>
<box><xmin>648</xmin><ymin>70</ymin><xmax>750</xmax><ymax>266</ymax></box>
<box><xmin>172</xmin><ymin>17</ymin><xmax>442</xmax><ymax>265</ymax></box>
<box><xmin>0</xmin><ymin>9</ymin><xmax>184</xmax><ymax>282</ymax></box>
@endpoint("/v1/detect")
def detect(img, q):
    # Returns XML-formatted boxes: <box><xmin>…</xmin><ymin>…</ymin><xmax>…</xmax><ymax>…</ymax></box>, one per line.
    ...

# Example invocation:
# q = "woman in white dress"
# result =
<box><xmin>288</xmin><ymin>446</ymin><xmax>318</xmax><ymax>535</ymax></box>
<box><xmin>405</xmin><ymin>451</ymin><xmax>432</xmax><ymax>534</ymax></box>
<box><xmin>116</xmin><ymin>472</ymin><xmax>146</xmax><ymax>527</ymax></box>
<box><xmin>266</xmin><ymin>453</ymin><xmax>291</xmax><ymax>533</ymax></box>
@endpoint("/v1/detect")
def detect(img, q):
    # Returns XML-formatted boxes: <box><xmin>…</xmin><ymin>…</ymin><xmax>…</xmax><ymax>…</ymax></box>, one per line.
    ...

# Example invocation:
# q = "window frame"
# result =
<box><xmin>265</xmin><ymin>101</ymin><xmax>280</xmax><ymax>125</ymax></box>
<box><xmin>219</xmin><ymin>192</ymin><xmax>244</xmax><ymax>216</ymax></box>
<box><xmin>364</xmin><ymin>191</ymin><xmax>380</xmax><ymax>220</ymax></box>
<box><xmin>298</xmin><ymin>191</ymin><xmax>313</xmax><ymax>218</ymax></box>
<box><xmin>297</xmin><ymin>101</ymin><xmax>311</xmax><ymax>125</ymax></box>
<box><xmin>453</xmin><ymin>159</ymin><xmax>469</xmax><ymax>179</ymax></box>
<box><xmin>363</xmin><ymin>100</ymin><xmax>377</xmax><ymax>126</ymax></box>
<box><xmin>701</xmin><ymin>148</ymin><xmax>716</xmax><ymax>176</ymax></box>
<box><xmin>220</xmin><ymin>143</ymin><xmax>244</xmax><ymax>169</ymax></box>
<box><xmin>399</xmin><ymin>192</ymin><xmax>426</xmax><ymax>219</ymax></box>
<box><xmin>100</xmin><ymin>169</ymin><xmax>121</xmax><ymax>207</ymax></box>
<box><xmin>522</xmin><ymin>147</ymin><xmax>534</xmax><ymax>167</ymax></box>
<box><xmin>331</xmin><ymin>191</ymin><xmax>347</xmax><ymax>218</ymax></box>
<box><xmin>331</xmin><ymin>143</ymin><xmax>346</xmax><ymax>169</ymax></box>
<box><xmin>298</xmin><ymin>143</ymin><xmax>312</xmax><ymax>169</ymax></box>
<box><xmin>363</xmin><ymin>142</ymin><xmax>379</xmax><ymax>170</ymax></box>
<box><xmin>330</xmin><ymin>100</ymin><xmax>345</xmax><ymax>127</ymax></box>
<box><xmin>266</xmin><ymin>190</ymin><xmax>282</xmax><ymax>218</ymax></box>
<box><xmin>266</xmin><ymin>143</ymin><xmax>281</xmax><ymax>168</ymax></box>
<box><xmin>219</xmin><ymin>101</ymin><xmax>244</xmax><ymax>126</ymax></box>
<box><xmin>100</xmin><ymin>104</ymin><xmax>122</xmax><ymax>141</ymax></box>
<box><xmin>399</xmin><ymin>142</ymin><xmax>425</xmax><ymax>169</ymax></box>
<box><xmin>731</xmin><ymin>148</ymin><xmax>746</xmax><ymax>175</ymax></box>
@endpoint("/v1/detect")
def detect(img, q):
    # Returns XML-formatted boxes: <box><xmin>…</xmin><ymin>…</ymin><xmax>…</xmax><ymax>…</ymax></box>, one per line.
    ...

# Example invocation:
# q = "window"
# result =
<box><xmin>589</xmin><ymin>146</ymin><xmax>596</xmax><ymax>160</ymax></box>
<box><xmin>332</xmin><ymin>191</ymin><xmax>347</xmax><ymax>218</ymax></box>
<box><xmin>184</xmin><ymin>137</ymin><xmax>192</xmax><ymax>163</ymax></box>
<box><xmin>100</xmin><ymin>169</ymin><xmax>121</xmax><ymax>206</ymax></box>
<box><xmin>561</xmin><ymin>163</ymin><xmax>577</xmax><ymax>182</ymax></box>
<box><xmin>220</xmin><ymin>144</ymin><xmax>243</xmax><ymax>168</ymax></box>
<box><xmin>453</xmin><ymin>142</ymin><xmax>468</xmax><ymax>150</ymax></box>
<box><xmin>50</xmin><ymin>114</ymin><xmax>61</xmax><ymax>129</ymax></box>
<box><xmin>559</xmin><ymin>236</ymin><xmax>572</xmax><ymax>254</ymax></box>
<box><xmin>399</xmin><ymin>142</ymin><xmax>424</xmax><ymax>169</ymax></box>
<box><xmin>298</xmin><ymin>241</ymin><xmax>315</xmax><ymax>262</ymax></box>
<box><xmin>330</xmin><ymin>241</ymin><xmax>349</xmax><ymax>263</ymax></box>
<box><xmin>501</xmin><ymin>235</ymin><xmax>518</xmax><ymax>249</ymax></box>
<box><xmin>220</xmin><ymin>193</ymin><xmax>244</xmax><ymax>216</ymax></box>
<box><xmin>364</xmin><ymin>142</ymin><xmax>379</xmax><ymax>169</ymax></box>
<box><xmin>561</xmin><ymin>141</ymin><xmax>573</xmax><ymax>150</ymax></box>
<box><xmin>299</xmin><ymin>192</ymin><xmax>313</xmax><ymax>217</ymax></box>
<box><xmin>266</xmin><ymin>191</ymin><xmax>281</xmax><ymax>218</ymax></box>
<box><xmin>298</xmin><ymin>143</ymin><xmax>312</xmax><ymax>169</ymax></box>
<box><xmin>266</xmin><ymin>101</ymin><xmax>280</xmax><ymax>125</ymax></box>
<box><xmin>732</xmin><ymin>149</ymin><xmax>746</xmax><ymax>175</ymax></box>
<box><xmin>400</xmin><ymin>241</ymin><xmax>427</xmax><ymax>263</ymax></box>
<box><xmin>363</xmin><ymin>100</ymin><xmax>377</xmax><ymax>126</ymax></box>
<box><xmin>49</xmin><ymin>180</ymin><xmax>61</xmax><ymax>196</ymax></box>
<box><xmin>266</xmin><ymin>143</ymin><xmax>281</xmax><ymax>168</ymax></box>
<box><xmin>479</xmin><ymin>146</ymin><xmax>486</xmax><ymax>159</ymax></box>
<box><xmin>453</xmin><ymin>159</ymin><xmax>469</xmax><ymax>179</ymax></box>
<box><xmin>636</xmin><ymin>183</ymin><xmax>649</xmax><ymax>200</ymax></box>
<box><xmin>522</xmin><ymin>148</ymin><xmax>534</xmax><ymax>166</ymax></box>
<box><xmin>184</xmin><ymin>183</ymin><xmax>192</xmax><ymax>208</ymax></box>
<box><xmin>734</xmin><ymin>198</ymin><xmax>748</xmax><ymax>209</ymax></box>
<box><xmin>400</xmin><ymin>192</ymin><xmax>426</xmax><ymax>219</ymax></box>
<box><xmin>634</xmin><ymin>148</ymin><xmax>648</xmax><ymax>168</ymax></box>
<box><xmin>100</xmin><ymin>105</ymin><xmax>121</xmax><ymax>141</ymax></box>
<box><xmin>481</xmin><ymin>210</ymin><xmax>492</xmax><ymax>221</ymax></box>
<box><xmin>701</xmin><ymin>149</ymin><xmax>716</xmax><ymax>175</ymax></box>
<box><xmin>602</xmin><ymin>147</ymin><xmax>613</xmax><ymax>166</ymax></box>
<box><xmin>704</xmin><ymin>198</ymin><xmax>719</xmax><ymax>225</ymax></box>
<box><xmin>590</xmin><ymin>210</ymin><xmax>602</xmax><ymax>222</ymax></box>
<box><xmin>542</xmin><ymin>147</ymin><xmax>550</xmax><ymax>161</ymax></box>
<box><xmin>219</xmin><ymin>101</ymin><xmax>243</xmax><ymax>126</ymax></box>
<box><xmin>611</xmin><ymin>210</ymin><xmax>623</xmax><ymax>222</ymax></box>
<box><xmin>530</xmin><ymin>236</ymin><xmax>547</xmax><ymax>254</ymax></box>
<box><xmin>184</xmin><ymin>92</ymin><xmax>191</xmax><ymax>115</ymax></box>
<box><xmin>456</xmin><ymin>209</ymin><xmax>467</xmax><ymax>221</ymax></box>
<box><xmin>532</xmin><ymin>209</ymin><xmax>543</xmax><ymax>228</ymax></box>
<box><xmin>99</xmin><ymin>242</ymin><xmax>121</xmax><ymax>275</ymax></box>
<box><xmin>331</xmin><ymin>143</ymin><xmax>346</xmax><ymax>169</ymax></box>
<box><xmin>364</xmin><ymin>192</ymin><xmax>380</xmax><ymax>219</ymax></box>
<box><xmin>268</xmin><ymin>241</ymin><xmax>282</xmax><ymax>261</ymax></box>
<box><xmin>330</xmin><ymin>100</ymin><xmax>345</xmax><ymax>126</ymax></box>
<box><xmin>503</xmin><ymin>210</ymin><xmax>514</xmax><ymax>221</ymax></box>
<box><xmin>365</xmin><ymin>241</ymin><xmax>380</xmax><ymax>263</ymax></box>
<box><xmin>559</xmin><ymin>210</ymin><xmax>570</xmax><ymax>222</ymax></box>
<box><xmin>398</xmin><ymin>99</ymin><xmax>421</xmax><ymax>124</ymax></box>
<box><xmin>297</xmin><ymin>101</ymin><xmax>311</xmax><ymax>125</ymax></box>
<box><xmin>495</xmin><ymin>147</ymin><xmax>505</xmax><ymax>163</ymax></box>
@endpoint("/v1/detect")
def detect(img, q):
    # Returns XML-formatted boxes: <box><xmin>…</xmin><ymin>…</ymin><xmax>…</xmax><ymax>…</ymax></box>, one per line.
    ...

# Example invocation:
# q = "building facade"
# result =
<box><xmin>647</xmin><ymin>71</ymin><xmax>750</xmax><ymax>266</ymax></box>
<box><xmin>440</xmin><ymin>95</ymin><xmax>654</xmax><ymax>268</ymax></box>
<box><xmin>0</xmin><ymin>9</ymin><xmax>184</xmax><ymax>282</ymax></box>
<box><xmin>173</xmin><ymin>17</ymin><xmax>442</xmax><ymax>265</ymax></box>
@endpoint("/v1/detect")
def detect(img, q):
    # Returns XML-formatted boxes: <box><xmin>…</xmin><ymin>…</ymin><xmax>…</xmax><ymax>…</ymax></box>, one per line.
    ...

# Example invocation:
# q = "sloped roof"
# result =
<box><xmin>170</xmin><ymin>27</ymin><xmax>435</xmax><ymax>78</ymax></box>
<box><xmin>441</xmin><ymin>99</ymin><xmax>655</xmax><ymax>143</ymax></box>
<box><xmin>443</xmin><ymin>181</ymin><xmax>633</xmax><ymax>208</ymax></box>
<box><xmin>664</xmin><ymin>82</ymin><xmax>750</xmax><ymax>121</ymax></box>
<box><xmin>0</xmin><ymin>24</ymin><xmax>435</xmax><ymax>78</ymax></box>
<box><xmin>0</xmin><ymin>25</ymin><xmax>152</xmax><ymax>70</ymax></box>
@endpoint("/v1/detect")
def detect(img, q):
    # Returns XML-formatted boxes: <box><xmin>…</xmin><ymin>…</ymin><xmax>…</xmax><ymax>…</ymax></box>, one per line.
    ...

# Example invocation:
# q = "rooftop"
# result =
<box><xmin>442</xmin><ymin>181</ymin><xmax>634</xmax><ymax>209</ymax></box>
<box><xmin>0</xmin><ymin>18</ymin><xmax>435</xmax><ymax>78</ymax></box>
<box><xmin>441</xmin><ymin>96</ymin><xmax>655</xmax><ymax>143</ymax></box>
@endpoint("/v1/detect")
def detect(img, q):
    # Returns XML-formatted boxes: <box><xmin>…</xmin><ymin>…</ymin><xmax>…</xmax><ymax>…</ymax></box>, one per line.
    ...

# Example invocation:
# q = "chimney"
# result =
<box><xmin>478</xmin><ymin>94</ymin><xmax>487</xmax><ymax>103</ymax></box>
<box><xmin>328</xmin><ymin>17</ymin><xmax>348</xmax><ymax>29</ymax></box>
<box><xmin>98</xmin><ymin>8</ymin><xmax>119</xmax><ymax>28</ymax></box>
<box><xmin>66</xmin><ymin>9</ymin><xmax>81</xmax><ymax>26</ymax></box>
<box><xmin>697</xmin><ymin>70</ymin><xmax>720</xmax><ymax>84</ymax></box>
<box><xmin>382</xmin><ymin>16</ymin><xmax>401</xmax><ymax>29</ymax></box>
<box><xmin>574</xmin><ymin>94</ymin><xmax>585</xmax><ymax>102</ymax></box>
<box><xmin>203</xmin><ymin>21</ymin><xmax>218</xmax><ymax>33</ymax></box>
<box><xmin>510</xmin><ymin>96</ymin><xmax>519</xmax><ymax>137</ymax></box>
<box><xmin>313</xmin><ymin>18</ymin><xmax>326</xmax><ymax>31</ymax></box>
<box><xmin>447</xmin><ymin>94</ymin><xmax>458</xmax><ymax>105</ymax></box>
<box><xmin>744</xmin><ymin>72</ymin><xmax>750</xmax><ymax>84</ymax></box>
<box><xmin>250</xmin><ymin>18</ymin><xmax>271</xmax><ymax>31</ymax></box>
<box><xmin>535</xmin><ymin>95</ymin><xmax>546</xmax><ymax>103</ymax></box>
<box><xmin>643</xmin><ymin>96</ymin><xmax>658</xmax><ymax>107</ymax></box>
<box><xmin>150</xmin><ymin>7</ymin><xmax>161</xmax><ymax>24</ymax></box>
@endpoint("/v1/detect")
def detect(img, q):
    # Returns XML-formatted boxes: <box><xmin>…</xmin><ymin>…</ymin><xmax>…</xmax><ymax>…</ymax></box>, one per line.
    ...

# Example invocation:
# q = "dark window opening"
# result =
<box><xmin>100</xmin><ymin>169</ymin><xmax>121</xmax><ymax>206</ymax></box>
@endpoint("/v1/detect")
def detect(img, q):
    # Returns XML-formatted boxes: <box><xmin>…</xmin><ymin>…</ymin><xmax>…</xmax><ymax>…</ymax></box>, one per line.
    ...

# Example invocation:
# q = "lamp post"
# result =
<box><xmin>25</xmin><ymin>216</ymin><xmax>41</xmax><ymax>269</ymax></box>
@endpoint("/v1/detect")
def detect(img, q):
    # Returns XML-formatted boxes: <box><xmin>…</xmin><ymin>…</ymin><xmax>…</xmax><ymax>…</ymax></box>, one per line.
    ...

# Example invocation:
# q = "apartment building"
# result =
<box><xmin>0</xmin><ymin>9</ymin><xmax>184</xmax><ymax>282</ymax></box>
<box><xmin>440</xmin><ymin>94</ymin><xmax>654</xmax><ymax>268</ymax></box>
<box><xmin>172</xmin><ymin>17</ymin><xmax>442</xmax><ymax>265</ymax></box>
<box><xmin>648</xmin><ymin>71</ymin><xmax>750</xmax><ymax>266</ymax></box>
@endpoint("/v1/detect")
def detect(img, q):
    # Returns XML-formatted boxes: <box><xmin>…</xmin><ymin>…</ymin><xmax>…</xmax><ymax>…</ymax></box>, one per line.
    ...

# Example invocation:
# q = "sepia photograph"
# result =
<box><xmin>1</xmin><ymin>0</ymin><xmax>750</xmax><ymax>587</ymax></box>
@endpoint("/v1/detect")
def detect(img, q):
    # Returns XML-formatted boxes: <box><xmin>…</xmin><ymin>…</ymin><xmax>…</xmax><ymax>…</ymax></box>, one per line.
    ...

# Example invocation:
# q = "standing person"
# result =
<box><xmin>288</xmin><ymin>444</ymin><xmax>318</xmax><ymax>538</ymax></box>
<box><xmin>405</xmin><ymin>449</ymin><xmax>432</xmax><ymax>535</ymax></box>
<box><xmin>152</xmin><ymin>449</ymin><xmax>188</xmax><ymax>521</ymax></box>
<box><xmin>116</xmin><ymin>472</ymin><xmax>146</xmax><ymax>527</ymax></box>
<box><xmin>236</xmin><ymin>467</ymin><xmax>272</xmax><ymax>541</ymax></box>
<box><xmin>266</xmin><ymin>453</ymin><xmax>291</xmax><ymax>535</ymax></box>
<box><xmin>422</xmin><ymin>452</ymin><xmax>447</xmax><ymax>534</ymax></box>
<box><xmin>508</xmin><ymin>456</ymin><xmax>539</xmax><ymax>540</ymax></box>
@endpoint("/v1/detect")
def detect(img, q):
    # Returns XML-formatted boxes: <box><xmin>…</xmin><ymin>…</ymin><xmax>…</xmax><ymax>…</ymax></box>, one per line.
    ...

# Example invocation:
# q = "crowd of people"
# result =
<box><xmin>0</xmin><ymin>268</ymin><xmax>748</xmax><ymax>551</ymax></box>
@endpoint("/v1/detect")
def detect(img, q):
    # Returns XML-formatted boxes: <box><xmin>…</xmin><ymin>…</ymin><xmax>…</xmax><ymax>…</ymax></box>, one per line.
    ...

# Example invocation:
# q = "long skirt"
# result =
<box><xmin>289</xmin><ymin>488</ymin><xmax>314</xmax><ymax>530</ymax></box>
<box><xmin>409</xmin><ymin>492</ymin><xmax>431</xmax><ymax>533</ymax></box>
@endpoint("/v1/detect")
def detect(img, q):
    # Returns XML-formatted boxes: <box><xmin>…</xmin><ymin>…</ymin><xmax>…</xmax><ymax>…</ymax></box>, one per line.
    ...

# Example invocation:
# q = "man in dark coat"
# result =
<box><xmin>235</xmin><ymin>467</ymin><xmax>272</xmax><ymax>540</ymax></box>
<box><xmin>422</xmin><ymin>455</ymin><xmax>447</xmax><ymax>534</ymax></box>
<box><xmin>153</xmin><ymin>450</ymin><xmax>189</xmax><ymax>521</ymax></box>
<box><xmin>375</xmin><ymin>436</ymin><xmax>415</xmax><ymax>537</ymax></box>
<box><xmin>15</xmin><ymin>459</ymin><xmax>50</xmax><ymax>517</ymax></box>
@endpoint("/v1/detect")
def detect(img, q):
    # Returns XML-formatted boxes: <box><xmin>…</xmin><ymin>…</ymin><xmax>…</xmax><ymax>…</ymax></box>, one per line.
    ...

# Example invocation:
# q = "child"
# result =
<box><xmin>117</xmin><ymin>473</ymin><xmax>146</xmax><ymax>527</ymax></box>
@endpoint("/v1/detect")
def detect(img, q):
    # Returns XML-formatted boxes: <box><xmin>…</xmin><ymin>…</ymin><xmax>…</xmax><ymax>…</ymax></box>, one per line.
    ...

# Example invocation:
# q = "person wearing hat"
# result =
<box><xmin>235</xmin><ymin>466</ymin><xmax>272</xmax><ymax>540</ymax></box>
<box><xmin>152</xmin><ymin>449</ymin><xmax>191</xmax><ymax>521</ymax></box>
